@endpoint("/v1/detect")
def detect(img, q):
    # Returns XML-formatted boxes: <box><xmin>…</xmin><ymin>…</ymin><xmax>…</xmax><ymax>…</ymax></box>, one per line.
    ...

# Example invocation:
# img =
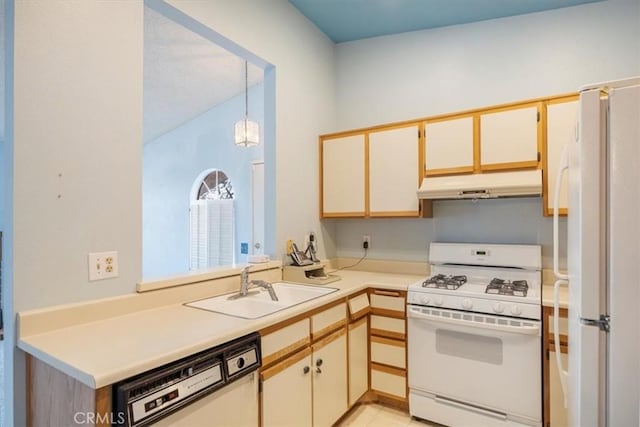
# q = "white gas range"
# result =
<box><xmin>407</xmin><ymin>242</ymin><xmax>543</xmax><ymax>427</ymax></box>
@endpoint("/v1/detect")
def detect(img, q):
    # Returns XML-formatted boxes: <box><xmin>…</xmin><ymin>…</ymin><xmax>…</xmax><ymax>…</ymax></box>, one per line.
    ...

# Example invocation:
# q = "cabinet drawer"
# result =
<box><xmin>311</xmin><ymin>303</ymin><xmax>347</xmax><ymax>340</ymax></box>
<box><xmin>370</xmin><ymin>336</ymin><xmax>406</xmax><ymax>369</ymax></box>
<box><xmin>347</xmin><ymin>293</ymin><xmax>370</xmax><ymax>320</ymax></box>
<box><xmin>370</xmin><ymin>315</ymin><xmax>405</xmax><ymax>339</ymax></box>
<box><xmin>262</xmin><ymin>319</ymin><xmax>310</xmax><ymax>366</ymax></box>
<box><xmin>548</xmin><ymin>315</ymin><xmax>568</xmax><ymax>336</ymax></box>
<box><xmin>371</xmin><ymin>365</ymin><xmax>406</xmax><ymax>399</ymax></box>
<box><xmin>370</xmin><ymin>291</ymin><xmax>405</xmax><ymax>316</ymax></box>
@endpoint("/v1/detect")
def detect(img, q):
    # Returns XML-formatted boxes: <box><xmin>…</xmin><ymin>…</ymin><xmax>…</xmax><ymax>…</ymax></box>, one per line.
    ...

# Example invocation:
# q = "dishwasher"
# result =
<box><xmin>113</xmin><ymin>332</ymin><xmax>261</xmax><ymax>427</ymax></box>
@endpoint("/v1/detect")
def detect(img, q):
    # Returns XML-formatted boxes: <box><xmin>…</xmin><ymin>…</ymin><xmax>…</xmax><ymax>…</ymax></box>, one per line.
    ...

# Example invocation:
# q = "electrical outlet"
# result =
<box><xmin>362</xmin><ymin>235</ymin><xmax>371</xmax><ymax>249</ymax></box>
<box><xmin>88</xmin><ymin>251</ymin><xmax>119</xmax><ymax>281</ymax></box>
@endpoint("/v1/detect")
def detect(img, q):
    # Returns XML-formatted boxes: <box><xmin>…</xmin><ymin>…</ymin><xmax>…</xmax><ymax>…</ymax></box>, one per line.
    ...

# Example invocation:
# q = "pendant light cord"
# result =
<box><xmin>244</xmin><ymin>61</ymin><xmax>249</xmax><ymax>135</ymax></box>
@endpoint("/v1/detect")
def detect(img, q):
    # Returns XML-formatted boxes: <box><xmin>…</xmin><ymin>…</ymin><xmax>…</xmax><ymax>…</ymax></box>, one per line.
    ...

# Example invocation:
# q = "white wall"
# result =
<box><xmin>332</xmin><ymin>0</ymin><xmax>640</xmax><ymax>267</ymax></box>
<box><xmin>335</xmin><ymin>0</ymin><xmax>640</xmax><ymax>130</ymax></box>
<box><xmin>5</xmin><ymin>1</ymin><xmax>144</xmax><ymax>424</ymax></box>
<box><xmin>166</xmin><ymin>0</ymin><xmax>338</xmax><ymax>261</ymax></box>
<box><xmin>4</xmin><ymin>0</ymin><xmax>336</xmax><ymax>424</ymax></box>
<box><xmin>11</xmin><ymin>1</ymin><xmax>143</xmax><ymax>308</ymax></box>
<box><xmin>0</xmin><ymin>140</ymin><xmax>4</xmax><ymax>231</ymax></box>
<box><xmin>333</xmin><ymin>198</ymin><xmax>564</xmax><ymax>269</ymax></box>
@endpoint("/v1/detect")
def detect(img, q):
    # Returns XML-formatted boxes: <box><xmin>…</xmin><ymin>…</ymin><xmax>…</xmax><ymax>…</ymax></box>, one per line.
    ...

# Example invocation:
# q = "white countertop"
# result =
<box><xmin>18</xmin><ymin>270</ymin><xmax>423</xmax><ymax>389</ymax></box>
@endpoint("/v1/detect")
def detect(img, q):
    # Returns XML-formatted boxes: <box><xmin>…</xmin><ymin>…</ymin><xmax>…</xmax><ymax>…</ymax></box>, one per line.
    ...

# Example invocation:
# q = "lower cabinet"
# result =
<box><xmin>348</xmin><ymin>316</ymin><xmax>369</xmax><ymax>405</ymax></box>
<box><xmin>260</xmin><ymin>289</ymin><xmax>410</xmax><ymax>426</ymax></box>
<box><xmin>543</xmin><ymin>306</ymin><xmax>569</xmax><ymax>427</ymax></box>
<box><xmin>549</xmin><ymin>350</ymin><xmax>569</xmax><ymax>427</ymax></box>
<box><xmin>261</xmin><ymin>329</ymin><xmax>347</xmax><ymax>427</ymax></box>
<box><xmin>260</xmin><ymin>300</ymin><xmax>348</xmax><ymax>427</ymax></box>
<box><xmin>312</xmin><ymin>329</ymin><xmax>348</xmax><ymax>426</ymax></box>
<box><xmin>261</xmin><ymin>348</ymin><xmax>313</xmax><ymax>427</ymax></box>
<box><xmin>369</xmin><ymin>289</ymin><xmax>408</xmax><ymax>403</ymax></box>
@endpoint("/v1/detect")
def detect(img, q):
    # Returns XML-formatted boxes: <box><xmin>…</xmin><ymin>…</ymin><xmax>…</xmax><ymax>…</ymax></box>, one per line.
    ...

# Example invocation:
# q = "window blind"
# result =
<box><xmin>189</xmin><ymin>199</ymin><xmax>234</xmax><ymax>270</ymax></box>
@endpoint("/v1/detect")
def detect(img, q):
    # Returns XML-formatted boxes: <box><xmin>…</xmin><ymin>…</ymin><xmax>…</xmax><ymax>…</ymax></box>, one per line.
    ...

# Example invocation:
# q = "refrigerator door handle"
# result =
<box><xmin>554</xmin><ymin>278</ymin><xmax>569</xmax><ymax>409</ymax></box>
<box><xmin>553</xmin><ymin>144</ymin><xmax>569</xmax><ymax>280</ymax></box>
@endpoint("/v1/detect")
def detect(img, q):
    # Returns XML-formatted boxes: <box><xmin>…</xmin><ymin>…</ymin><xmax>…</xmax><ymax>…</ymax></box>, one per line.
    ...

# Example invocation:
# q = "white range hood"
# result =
<box><xmin>417</xmin><ymin>169</ymin><xmax>542</xmax><ymax>199</ymax></box>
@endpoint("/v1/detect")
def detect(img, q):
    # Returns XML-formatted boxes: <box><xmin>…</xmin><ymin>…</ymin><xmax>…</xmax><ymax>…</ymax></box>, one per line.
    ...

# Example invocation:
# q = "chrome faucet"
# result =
<box><xmin>240</xmin><ymin>265</ymin><xmax>252</xmax><ymax>296</ymax></box>
<box><xmin>238</xmin><ymin>265</ymin><xmax>278</xmax><ymax>301</ymax></box>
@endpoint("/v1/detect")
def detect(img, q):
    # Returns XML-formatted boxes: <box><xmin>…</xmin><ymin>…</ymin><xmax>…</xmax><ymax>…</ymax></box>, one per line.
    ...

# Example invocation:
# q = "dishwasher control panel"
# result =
<box><xmin>113</xmin><ymin>332</ymin><xmax>261</xmax><ymax>427</ymax></box>
<box><xmin>226</xmin><ymin>345</ymin><xmax>259</xmax><ymax>378</ymax></box>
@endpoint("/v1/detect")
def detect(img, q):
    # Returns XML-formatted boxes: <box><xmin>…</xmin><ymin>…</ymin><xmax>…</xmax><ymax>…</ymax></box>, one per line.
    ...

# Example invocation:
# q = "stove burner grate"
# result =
<box><xmin>485</xmin><ymin>278</ymin><xmax>528</xmax><ymax>297</ymax></box>
<box><xmin>422</xmin><ymin>274</ymin><xmax>467</xmax><ymax>290</ymax></box>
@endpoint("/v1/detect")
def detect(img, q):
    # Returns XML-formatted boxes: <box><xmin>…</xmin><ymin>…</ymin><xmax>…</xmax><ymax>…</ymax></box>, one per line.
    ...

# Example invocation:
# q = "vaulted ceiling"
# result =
<box><xmin>143</xmin><ymin>6</ymin><xmax>263</xmax><ymax>143</ymax></box>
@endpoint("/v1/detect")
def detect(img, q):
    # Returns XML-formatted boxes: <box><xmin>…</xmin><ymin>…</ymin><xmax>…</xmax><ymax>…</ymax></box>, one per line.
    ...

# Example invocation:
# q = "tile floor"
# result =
<box><xmin>336</xmin><ymin>403</ymin><xmax>440</xmax><ymax>427</ymax></box>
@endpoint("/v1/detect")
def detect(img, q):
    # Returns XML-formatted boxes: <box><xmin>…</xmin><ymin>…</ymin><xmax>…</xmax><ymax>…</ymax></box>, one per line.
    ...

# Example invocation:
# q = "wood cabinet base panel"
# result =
<box><xmin>28</xmin><ymin>355</ymin><xmax>111</xmax><ymax>427</ymax></box>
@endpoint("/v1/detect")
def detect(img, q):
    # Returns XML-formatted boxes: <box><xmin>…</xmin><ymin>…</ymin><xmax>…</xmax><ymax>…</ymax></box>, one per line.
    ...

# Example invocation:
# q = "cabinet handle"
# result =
<box><xmin>303</xmin><ymin>366</ymin><xmax>310</xmax><ymax>375</ymax></box>
<box><xmin>372</xmin><ymin>290</ymin><xmax>401</xmax><ymax>297</ymax></box>
<box><xmin>315</xmin><ymin>358</ymin><xmax>323</xmax><ymax>373</ymax></box>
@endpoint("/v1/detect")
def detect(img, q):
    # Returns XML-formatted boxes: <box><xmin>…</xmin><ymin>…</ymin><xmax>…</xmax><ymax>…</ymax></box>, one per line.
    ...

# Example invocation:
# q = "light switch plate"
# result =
<box><xmin>88</xmin><ymin>251</ymin><xmax>119</xmax><ymax>281</ymax></box>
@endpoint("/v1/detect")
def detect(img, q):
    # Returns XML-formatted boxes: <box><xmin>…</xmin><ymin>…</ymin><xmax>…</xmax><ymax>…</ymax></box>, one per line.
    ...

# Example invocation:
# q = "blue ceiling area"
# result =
<box><xmin>288</xmin><ymin>0</ymin><xmax>603</xmax><ymax>43</ymax></box>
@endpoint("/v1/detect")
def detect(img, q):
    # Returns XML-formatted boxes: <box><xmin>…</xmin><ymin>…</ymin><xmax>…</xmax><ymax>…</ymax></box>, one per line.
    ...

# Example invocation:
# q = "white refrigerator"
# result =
<box><xmin>553</xmin><ymin>76</ymin><xmax>640</xmax><ymax>427</ymax></box>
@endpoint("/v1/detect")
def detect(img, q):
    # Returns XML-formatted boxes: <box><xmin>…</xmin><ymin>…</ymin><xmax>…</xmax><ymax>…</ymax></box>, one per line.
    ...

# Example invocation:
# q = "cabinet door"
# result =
<box><xmin>368</xmin><ymin>125</ymin><xmax>420</xmax><ymax>217</ymax></box>
<box><xmin>312</xmin><ymin>329</ymin><xmax>348</xmax><ymax>427</ymax></box>
<box><xmin>480</xmin><ymin>105</ymin><xmax>540</xmax><ymax>170</ymax></box>
<box><xmin>348</xmin><ymin>317</ymin><xmax>368</xmax><ymax>406</ymax></box>
<box><xmin>550</xmin><ymin>351</ymin><xmax>569</xmax><ymax>427</ymax></box>
<box><xmin>261</xmin><ymin>348</ymin><xmax>312</xmax><ymax>427</ymax></box>
<box><xmin>321</xmin><ymin>134</ymin><xmax>365</xmax><ymax>217</ymax></box>
<box><xmin>545</xmin><ymin>99</ymin><xmax>578</xmax><ymax>216</ymax></box>
<box><xmin>424</xmin><ymin>116</ymin><xmax>474</xmax><ymax>176</ymax></box>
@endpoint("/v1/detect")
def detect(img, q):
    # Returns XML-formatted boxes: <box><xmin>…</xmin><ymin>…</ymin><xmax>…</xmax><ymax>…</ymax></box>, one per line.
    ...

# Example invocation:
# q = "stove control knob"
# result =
<box><xmin>492</xmin><ymin>302</ymin><xmax>505</xmax><ymax>313</ymax></box>
<box><xmin>461</xmin><ymin>298</ymin><xmax>473</xmax><ymax>310</ymax></box>
<box><xmin>510</xmin><ymin>306</ymin><xmax>523</xmax><ymax>316</ymax></box>
<box><xmin>434</xmin><ymin>297</ymin><xmax>444</xmax><ymax>306</ymax></box>
<box><xmin>420</xmin><ymin>296</ymin><xmax>431</xmax><ymax>305</ymax></box>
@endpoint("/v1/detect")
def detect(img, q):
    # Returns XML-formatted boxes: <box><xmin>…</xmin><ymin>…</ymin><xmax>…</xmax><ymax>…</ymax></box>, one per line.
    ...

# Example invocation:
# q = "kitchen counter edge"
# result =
<box><xmin>18</xmin><ymin>270</ymin><xmax>423</xmax><ymax>389</ymax></box>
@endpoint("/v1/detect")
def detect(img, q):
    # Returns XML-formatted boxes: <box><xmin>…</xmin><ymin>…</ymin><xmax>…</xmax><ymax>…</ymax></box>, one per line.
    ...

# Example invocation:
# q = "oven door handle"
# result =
<box><xmin>408</xmin><ymin>306</ymin><xmax>540</xmax><ymax>336</ymax></box>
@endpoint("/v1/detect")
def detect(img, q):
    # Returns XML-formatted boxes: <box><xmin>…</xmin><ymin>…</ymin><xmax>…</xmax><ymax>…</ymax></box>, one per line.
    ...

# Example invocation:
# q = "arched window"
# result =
<box><xmin>196</xmin><ymin>170</ymin><xmax>234</xmax><ymax>200</ymax></box>
<box><xmin>190</xmin><ymin>169</ymin><xmax>235</xmax><ymax>270</ymax></box>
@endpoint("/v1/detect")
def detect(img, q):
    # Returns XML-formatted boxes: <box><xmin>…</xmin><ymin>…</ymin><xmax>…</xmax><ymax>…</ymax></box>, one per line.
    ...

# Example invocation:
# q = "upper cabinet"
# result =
<box><xmin>424</xmin><ymin>115</ymin><xmax>474</xmax><ymax>176</ymax></box>
<box><xmin>368</xmin><ymin>125</ymin><xmax>420</xmax><ymax>217</ymax></box>
<box><xmin>320</xmin><ymin>125</ymin><xmax>428</xmax><ymax>219</ymax></box>
<box><xmin>422</xmin><ymin>103</ymin><xmax>542</xmax><ymax>178</ymax></box>
<box><xmin>321</xmin><ymin>134</ymin><xmax>366</xmax><ymax>217</ymax></box>
<box><xmin>479</xmin><ymin>103</ymin><xmax>541</xmax><ymax>171</ymax></box>
<box><xmin>544</xmin><ymin>96</ymin><xmax>578</xmax><ymax>216</ymax></box>
<box><xmin>319</xmin><ymin>93</ymin><xmax>575</xmax><ymax>220</ymax></box>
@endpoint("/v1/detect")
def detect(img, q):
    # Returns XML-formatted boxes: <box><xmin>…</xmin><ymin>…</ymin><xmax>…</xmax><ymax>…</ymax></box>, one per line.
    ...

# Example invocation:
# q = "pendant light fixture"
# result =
<box><xmin>234</xmin><ymin>61</ymin><xmax>260</xmax><ymax>147</ymax></box>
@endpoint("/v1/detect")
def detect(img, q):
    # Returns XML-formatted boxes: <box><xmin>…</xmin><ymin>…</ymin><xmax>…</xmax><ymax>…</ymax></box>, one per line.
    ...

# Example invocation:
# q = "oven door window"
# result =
<box><xmin>436</xmin><ymin>329</ymin><xmax>503</xmax><ymax>365</ymax></box>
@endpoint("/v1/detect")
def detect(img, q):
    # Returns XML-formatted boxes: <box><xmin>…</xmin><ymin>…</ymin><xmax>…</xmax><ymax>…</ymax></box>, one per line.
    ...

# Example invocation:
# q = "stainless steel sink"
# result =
<box><xmin>185</xmin><ymin>282</ymin><xmax>338</xmax><ymax>319</ymax></box>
